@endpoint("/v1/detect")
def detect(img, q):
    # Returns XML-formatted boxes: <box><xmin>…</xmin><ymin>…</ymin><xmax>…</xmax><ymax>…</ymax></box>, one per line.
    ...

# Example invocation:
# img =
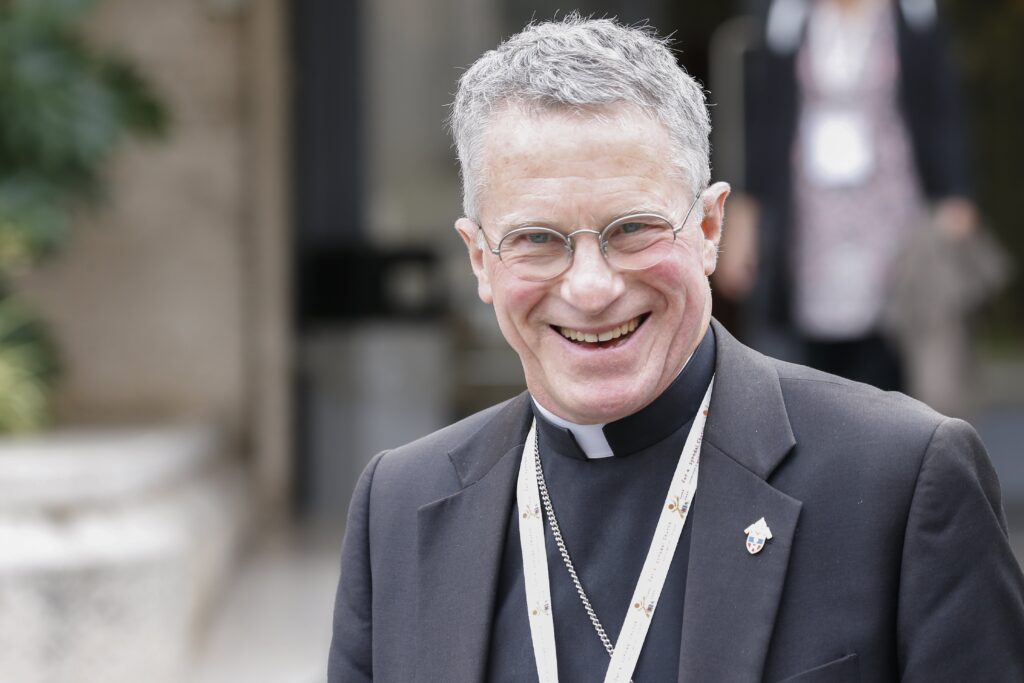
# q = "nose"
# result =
<box><xmin>559</xmin><ymin>232</ymin><xmax>625</xmax><ymax>314</ymax></box>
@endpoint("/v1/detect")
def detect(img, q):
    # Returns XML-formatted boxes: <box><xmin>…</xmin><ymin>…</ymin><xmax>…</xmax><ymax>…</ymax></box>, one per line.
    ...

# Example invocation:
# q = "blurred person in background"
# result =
<box><xmin>716</xmin><ymin>0</ymin><xmax>980</xmax><ymax>398</ymax></box>
<box><xmin>329</xmin><ymin>14</ymin><xmax>1024</xmax><ymax>683</ymax></box>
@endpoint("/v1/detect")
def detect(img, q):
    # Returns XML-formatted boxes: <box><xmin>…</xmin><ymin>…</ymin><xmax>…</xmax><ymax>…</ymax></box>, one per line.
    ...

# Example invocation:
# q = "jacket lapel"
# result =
<box><xmin>415</xmin><ymin>393</ymin><xmax>532</xmax><ymax>683</ymax></box>
<box><xmin>677</xmin><ymin>321</ymin><xmax>803</xmax><ymax>681</ymax></box>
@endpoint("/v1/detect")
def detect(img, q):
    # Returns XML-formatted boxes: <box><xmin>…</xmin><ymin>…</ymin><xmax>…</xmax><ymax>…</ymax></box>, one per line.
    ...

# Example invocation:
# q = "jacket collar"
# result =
<box><xmin>703</xmin><ymin>319</ymin><xmax>796</xmax><ymax>480</ymax></box>
<box><xmin>447</xmin><ymin>391</ymin><xmax>533</xmax><ymax>488</ymax></box>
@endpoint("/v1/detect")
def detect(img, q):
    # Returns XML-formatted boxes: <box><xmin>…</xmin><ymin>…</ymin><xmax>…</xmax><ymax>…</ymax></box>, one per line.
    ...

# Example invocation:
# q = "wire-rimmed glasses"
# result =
<box><xmin>477</xmin><ymin>192</ymin><xmax>702</xmax><ymax>282</ymax></box>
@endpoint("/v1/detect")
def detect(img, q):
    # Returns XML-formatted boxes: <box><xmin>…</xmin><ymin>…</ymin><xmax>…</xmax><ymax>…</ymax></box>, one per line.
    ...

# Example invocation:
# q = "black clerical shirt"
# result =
<box><xmin>486</xmin><ymin>327</ymin><xmax>717</xmax><ymax>682</ymax></box>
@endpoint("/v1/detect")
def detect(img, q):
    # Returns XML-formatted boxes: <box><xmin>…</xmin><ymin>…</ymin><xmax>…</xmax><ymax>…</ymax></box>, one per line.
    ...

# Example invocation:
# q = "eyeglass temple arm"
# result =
<box><xmin>475</xmin><ymin>226</ymin><xmax>502</xmax><ymax>255</ymax></box>
<box><xmin>672</xmin><ymin>192</ymin><xmax>704</xmax><ymax>236</ymax></box>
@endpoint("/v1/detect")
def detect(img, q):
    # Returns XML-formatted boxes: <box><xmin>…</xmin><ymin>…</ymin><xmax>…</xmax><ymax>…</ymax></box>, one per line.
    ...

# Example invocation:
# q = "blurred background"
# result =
<box><xmin>0</xmin><ymin>0</ymin><xmax>1021</xmax><ymax>681</ymax></box>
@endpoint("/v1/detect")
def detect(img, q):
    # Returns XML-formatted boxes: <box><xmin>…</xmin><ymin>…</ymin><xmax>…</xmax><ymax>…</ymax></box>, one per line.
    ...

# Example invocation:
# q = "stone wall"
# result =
<box><xmin>15</xmin><ymin>0</ymin><xmax>249</xmax><ymax>432</ymax></box>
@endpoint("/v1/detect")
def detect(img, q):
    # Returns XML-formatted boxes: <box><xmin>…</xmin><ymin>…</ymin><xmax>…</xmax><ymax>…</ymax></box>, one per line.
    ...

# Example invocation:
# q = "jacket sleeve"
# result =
<box><xmin>897</xmin><ymin>418</ymin><xmax>1024</xmax><ymax>680</ymax></box>
<box><xmin>328</xmin><ymin>451</ymin><xmax>387</xmax><ymax>683</ymax></box>
<box><xmin>898</xmin><ymin>7</ymin><xmax>974</xmax><ymax>200</ymax></box>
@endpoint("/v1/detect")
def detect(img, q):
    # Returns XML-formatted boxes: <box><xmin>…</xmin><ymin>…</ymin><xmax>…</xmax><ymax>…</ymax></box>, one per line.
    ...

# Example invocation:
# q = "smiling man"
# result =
<box><xmin>456</xmin><ymin>104</ymin><xmax>725</xmax><ymax>426</ymax></box>
<box><xmin>328</xmin><ymin>16</ymin><xmax>1024</xmax><ymax>683</ymax></box>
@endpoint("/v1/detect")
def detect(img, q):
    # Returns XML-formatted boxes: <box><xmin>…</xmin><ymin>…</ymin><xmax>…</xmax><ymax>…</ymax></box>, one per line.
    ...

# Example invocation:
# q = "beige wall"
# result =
<box><xmin>14</xmin><ymin>0</ymin><xmax>291</xmax><ymax>508</ymax></box>
<box><xmin>19</xmin><ymin>0</ymin><xmax>243</xmax><ymax>424</ymax></box>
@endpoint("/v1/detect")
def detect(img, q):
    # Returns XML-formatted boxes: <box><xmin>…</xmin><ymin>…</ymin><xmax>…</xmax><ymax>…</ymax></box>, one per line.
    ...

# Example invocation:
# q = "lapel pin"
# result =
<box><xmin>744</xmin><ymin>517</ymin><xmax>772</xmax><ymax>555</ymax></box>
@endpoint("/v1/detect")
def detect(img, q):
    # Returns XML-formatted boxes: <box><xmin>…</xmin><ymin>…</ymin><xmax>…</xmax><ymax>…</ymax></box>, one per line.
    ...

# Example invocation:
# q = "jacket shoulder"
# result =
<box><xmin>771</xmin><ymin>355</ymin><xmax>944</xmax><ymax>436</ymax></box>
<box><xmin>369</xmin><ymin>393</ymin><xmax>528</xmax><ymax>501</ymax></box>
<box><xmin>383</xmin><ymin>394</ymin><xmax>522</xmax><ymax>463</ymax></box>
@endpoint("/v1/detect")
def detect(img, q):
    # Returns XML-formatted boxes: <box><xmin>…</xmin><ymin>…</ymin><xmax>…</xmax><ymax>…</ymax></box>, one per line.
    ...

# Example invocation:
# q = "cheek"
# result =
<box><xmin>640</xmin><ymin>255</ymin><xmax>709</xmax><ymax>322</ymax></box>
<box><xmin>491</xmin><ymin>277</ymin><xmax>548</xmax><ymax>327</ymax></box>
<box><xmin>643</xmin><ymin>256</ymin><xmax>693</xmax><ymax>294</ymax></box>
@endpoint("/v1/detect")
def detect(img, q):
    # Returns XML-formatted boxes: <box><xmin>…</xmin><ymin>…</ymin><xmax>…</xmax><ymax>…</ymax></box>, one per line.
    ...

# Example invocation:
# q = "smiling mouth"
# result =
<box><xmin>556</xmin><ymin>314</ymin><xmax>648</xmax><ymax>348</ymax></box>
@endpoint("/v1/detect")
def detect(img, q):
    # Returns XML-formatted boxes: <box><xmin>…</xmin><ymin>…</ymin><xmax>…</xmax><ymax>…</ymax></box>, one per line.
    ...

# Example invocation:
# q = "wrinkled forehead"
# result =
<box><xmin>475</xmin><ymin>103</ymin><xmax>687</xmax><ymax>224</ymax></box>
<box><xmin>482</xmin><ymin>99</ymin><xmax>664</xmax><ymax>154</ymax></box>
<box><xmin>477</xmin><ymin>101</ymin><xmax>680</xmax><ymax>182</ymax></box>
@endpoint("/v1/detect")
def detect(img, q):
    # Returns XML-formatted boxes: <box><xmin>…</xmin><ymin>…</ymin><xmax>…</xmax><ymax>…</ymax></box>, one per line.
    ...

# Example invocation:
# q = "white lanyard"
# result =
<box><xmin>517</xmin><ymin>379</ymin><xmax>714</xmax><ymax>683</ymax></box>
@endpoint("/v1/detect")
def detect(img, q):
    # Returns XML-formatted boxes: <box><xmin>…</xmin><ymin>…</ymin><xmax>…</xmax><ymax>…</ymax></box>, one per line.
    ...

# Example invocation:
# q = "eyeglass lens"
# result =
<box><xmin>497</xmin><ymin>215</ymin><xmax>677</xmax><ymax>281</ymax></box>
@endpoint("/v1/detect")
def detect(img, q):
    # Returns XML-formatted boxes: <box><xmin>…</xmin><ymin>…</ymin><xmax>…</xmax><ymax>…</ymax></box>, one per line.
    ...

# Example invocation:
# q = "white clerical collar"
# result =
<box><xmin>530</xmin><ymin>400</ymin><xmax>614</xmax><ymax>459</ymax></box>
<box><xmin>531</xmin><ymin>350</ymin><xmax>697</xmax><ymax>460</ymax></box>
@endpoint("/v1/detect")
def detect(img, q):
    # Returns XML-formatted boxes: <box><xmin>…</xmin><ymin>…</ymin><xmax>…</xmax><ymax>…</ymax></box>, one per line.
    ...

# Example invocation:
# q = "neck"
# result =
<box><xmin>531</xmin><ymin>326</ymin><xmax>716</xmax><ymax>459</ymax></box>
<box><xmin>833</xmin><ymin>0</ymin><xmax>876</xmax><ymax>14</ymax></box>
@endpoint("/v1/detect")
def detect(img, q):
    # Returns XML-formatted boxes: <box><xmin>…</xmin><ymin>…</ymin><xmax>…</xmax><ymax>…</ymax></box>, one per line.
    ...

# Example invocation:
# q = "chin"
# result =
<box><xmin>552</xmin><ymin>383</ymin><xmax>655</xmax><ymax>424</ymax></box>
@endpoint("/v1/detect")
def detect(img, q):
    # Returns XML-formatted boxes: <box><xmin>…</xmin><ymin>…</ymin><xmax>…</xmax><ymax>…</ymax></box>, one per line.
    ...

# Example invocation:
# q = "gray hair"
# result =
<box><xmin>449</xmin><ymin>14</ymin><xmax>711</xmax><ymax>220</ymax></box>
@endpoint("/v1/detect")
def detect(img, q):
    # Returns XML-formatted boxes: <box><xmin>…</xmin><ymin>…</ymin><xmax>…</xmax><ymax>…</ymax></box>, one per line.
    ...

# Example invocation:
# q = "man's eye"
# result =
<box><xmin>502</xmin><ymin>230</ymin><xmax>563</xmax><ymax>254</ymax></box>
<box><xmin>620</xmin><ymin>222</ymin><xmax>649</xmax><ymax>234</ymax></box>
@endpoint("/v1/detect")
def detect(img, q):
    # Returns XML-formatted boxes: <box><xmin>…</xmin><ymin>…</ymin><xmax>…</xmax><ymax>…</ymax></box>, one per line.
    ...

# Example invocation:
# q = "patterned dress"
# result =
<box><xmin>791</xmin><ymin>1</ymin><xmax>924</xmax><ymax>340</ymax></box>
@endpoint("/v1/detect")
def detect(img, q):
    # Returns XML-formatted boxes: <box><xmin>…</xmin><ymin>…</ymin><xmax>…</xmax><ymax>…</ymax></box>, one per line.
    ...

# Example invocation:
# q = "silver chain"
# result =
<box><xmin>532</xmin><ymin>437</ymin><xmax>617</xmax><ymax>658</ymax></box>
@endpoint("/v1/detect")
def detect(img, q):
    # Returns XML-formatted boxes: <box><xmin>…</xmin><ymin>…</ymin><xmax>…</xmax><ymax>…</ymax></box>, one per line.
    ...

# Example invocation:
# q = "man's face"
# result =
<box><xmin>456</xmin><ymin>105</ymin><xmax>728</xmax><ymax>424</ymax></box>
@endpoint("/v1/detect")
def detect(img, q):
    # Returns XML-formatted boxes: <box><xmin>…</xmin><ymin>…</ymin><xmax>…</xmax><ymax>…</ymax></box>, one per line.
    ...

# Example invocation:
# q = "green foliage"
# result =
<box><xmin>0</xmin><ymin>0</ymin><xmax>168</xmax><ymax>431</ymax></box>
<box><xmin>0</xmin><ymin>300</ymin><xmax>58</xmax><ymax>432</ymax></box>
<box><xmin>0</xmin><ymin>0</ymin><xmax>168</xmax><ymax>211</ymax></box>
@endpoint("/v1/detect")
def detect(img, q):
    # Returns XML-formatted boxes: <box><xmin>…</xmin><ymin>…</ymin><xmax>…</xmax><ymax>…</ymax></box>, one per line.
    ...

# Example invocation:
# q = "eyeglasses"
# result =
<box><xmin>477</xmin><ymin>192</ymin><xmax>702</xmax><ymax>282</ymax></box>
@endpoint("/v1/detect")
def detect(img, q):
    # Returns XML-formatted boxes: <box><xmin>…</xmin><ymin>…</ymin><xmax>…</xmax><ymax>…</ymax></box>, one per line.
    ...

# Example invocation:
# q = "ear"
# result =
<box><xmin>699</xmin><ymin>181</ymin><xmax>731</xmax><ymax>276</ymax></box>
<box><xmin>455</xmin><ymin>217</ymin><xmax>494</xmax><ymax>304</ymax></box>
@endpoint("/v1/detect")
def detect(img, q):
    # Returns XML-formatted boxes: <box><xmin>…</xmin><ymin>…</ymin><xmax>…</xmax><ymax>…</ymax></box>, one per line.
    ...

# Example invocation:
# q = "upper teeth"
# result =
<box><xmin>560</xmin><ymin>317</ymin><xmax>640</xmax><ymax>343</ymax></box>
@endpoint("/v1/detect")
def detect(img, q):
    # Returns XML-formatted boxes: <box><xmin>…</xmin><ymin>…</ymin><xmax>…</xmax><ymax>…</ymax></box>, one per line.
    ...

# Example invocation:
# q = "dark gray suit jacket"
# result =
<box><xmin>329</xmin><ymin>321</ymin><xmax>1024</xmax><ymax>682</ymax></box>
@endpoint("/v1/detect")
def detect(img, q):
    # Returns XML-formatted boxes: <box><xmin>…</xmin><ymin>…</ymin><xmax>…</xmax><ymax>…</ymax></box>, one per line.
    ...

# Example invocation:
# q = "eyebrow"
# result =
<box><xmin>496</xmin><ymin>207</ymin><xmax>671</xmax><ymax>233</ymax></box>
<box><xmin>608</xmin><ymin>208</ymin><xmax>670</xmax><ymax>222</ymax></box>
<box><xmin>498</xmin><ymin>217</ymin><xmax>558</xmax><ymax>232</ymax></box>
